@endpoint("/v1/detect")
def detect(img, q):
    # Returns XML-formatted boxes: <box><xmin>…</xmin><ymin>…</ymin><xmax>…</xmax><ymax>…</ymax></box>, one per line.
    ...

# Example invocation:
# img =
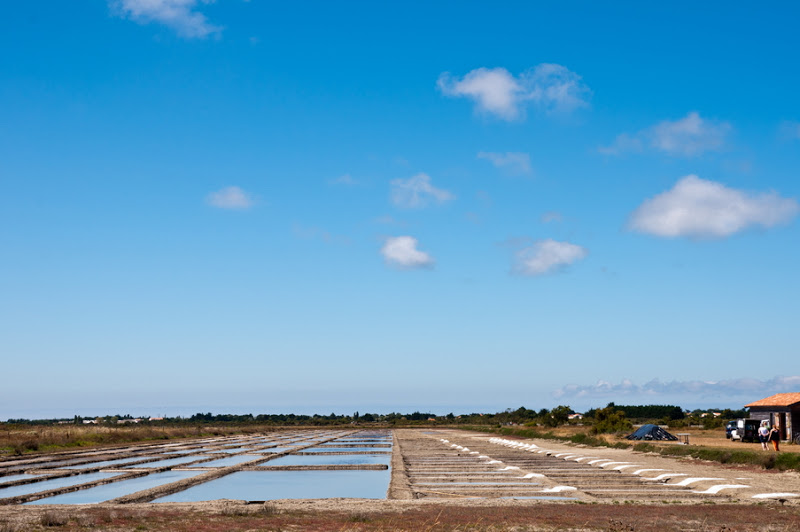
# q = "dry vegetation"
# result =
<box><xmin>0</xmin><ymin>503</ymin><xmax>799</xmax><ymax>531</ymax></box>
<box><xmin>0</xmin><ymin>424</ymin><xmax>267</xmax><ymax>456</ymax></box>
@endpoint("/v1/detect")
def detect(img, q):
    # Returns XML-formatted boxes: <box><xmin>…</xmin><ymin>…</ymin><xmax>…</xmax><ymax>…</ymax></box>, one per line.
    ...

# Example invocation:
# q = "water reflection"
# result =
<box><xmin>155</xmin><ymin>470</ymin><xmax>390</xmax><ymax>502</ymax></box>
<box><xmin>267</xmin><ymin>454</ymin><xmax>390</xmax><ymax>466</ymax></box>
<box><xmin>0</xmin><ymin>473</ymin><xmax>120</xmax><ymax>499</ymax></box>
<box><xmin>27</xmin><ymin>470</ymin><xmax>204</xmax><ymax>505</ymax></box>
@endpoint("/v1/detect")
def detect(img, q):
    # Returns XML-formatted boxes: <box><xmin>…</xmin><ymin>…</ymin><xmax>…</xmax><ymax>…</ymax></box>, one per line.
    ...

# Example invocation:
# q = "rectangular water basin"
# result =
<box><xmin>186</xmin><ymin>455</ymin><xmax>263</xmax><ymax>468</ymax></box>
<box><xmin>267</xmin><ymin>454</ymin><xmax>390</xmax><ymax>466</ymax></box>
<box><xmin>26</xmin><ymin>470</ymin><xmax>205</xmax><ymax>505</ymax></box>
<box><xmin>154</xmin><ymin>470</ymin><xmax>390</xmax><ymax>502</ymax></box>
<box><xmin>306</xmin><ymin>447</ymin><xmax>391</xmax><ymax>453</ymax></box>
<box><xmin>255</xmin><ymin>447</ymin><xmax>297</xmax><ymax>453</ymax></box>
<box><xmin>63</xmin><ymin>457</ymin><xmax>158</xmax><ymax>470</ymax></box>
<box><xmin>0</xmin><ymin>474</ymin><xmax>40</xmax><ymax>485</ymax></box>
<box><xmin>0</xmin><ymin>473</ymin><xmax>120</xmax><ymax>499</ymax></box>
<box><xmin>122</xmin><ymin>456</ymin><xmax>205</xmax><ymax>469</ymax></box>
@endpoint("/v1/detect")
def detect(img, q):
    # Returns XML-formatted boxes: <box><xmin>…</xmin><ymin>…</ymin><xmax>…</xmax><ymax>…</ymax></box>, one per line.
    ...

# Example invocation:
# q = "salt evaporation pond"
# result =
<box><xmin>0</xmin><ymin>473</ymin><xmax>120</xmax><ymax>499</ymax></box>
<box><xmin>0</xmin><ymin>474</ymin><xmax>40</xmax><ymax>485</ymax></box>
<box><xmin>123</xmin><ymin>456</ymin><xmax>203</xmax><ymax>469</ymax></box>
<box><xmin>154</xmin><ymin>470</ymin><xmax>391</xmax><ymax>502</ymax></box>
<box><xmin>306</xmin><ymin>447</ymin><xmax>391</xmax><ymax>453</ymax></box>
<box><xmin>267</xmin><ymin>454</ymin><xmax>390</xmax><ymax>466</ymax></box>
<box><xmin>63</xmin><ymin>457</ymin><xmax>158</xmax><ymax>469</ymax></box>
<box><xmin>26</xmin><ymin>471</ymin><xmax>204</xmax><ymax>505</ymax></box>
<box><xmin>186</xmin><ymin>455</ymin><xmax>262</xmax><ymax>468</ymax></box>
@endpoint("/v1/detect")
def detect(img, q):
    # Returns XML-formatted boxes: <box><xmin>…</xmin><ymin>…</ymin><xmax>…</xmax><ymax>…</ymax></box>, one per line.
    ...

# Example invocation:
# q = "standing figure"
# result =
<box><xmin>769</xmin><ymin>423</ymin><xmax>781</xmax><ymax>452</ymax></box>
<box><xmin>758</xmin><ymin>421</ymin><xmax>770</xmax><ymax>450</ymax></box>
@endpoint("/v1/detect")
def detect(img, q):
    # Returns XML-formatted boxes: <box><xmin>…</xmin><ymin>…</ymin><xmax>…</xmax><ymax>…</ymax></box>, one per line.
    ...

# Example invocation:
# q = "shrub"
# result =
<box><xmin>590</xmin><ymin>404</ymin><xmax>632</xmax><ymax>434</ymax></box>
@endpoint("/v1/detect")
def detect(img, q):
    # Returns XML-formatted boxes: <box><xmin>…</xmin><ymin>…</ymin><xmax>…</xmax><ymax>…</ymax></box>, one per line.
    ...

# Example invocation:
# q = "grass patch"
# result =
<box><xmin>39</xmin><ymin>511</ymin><xmax>69</xmax><ymax>527</ymax></box>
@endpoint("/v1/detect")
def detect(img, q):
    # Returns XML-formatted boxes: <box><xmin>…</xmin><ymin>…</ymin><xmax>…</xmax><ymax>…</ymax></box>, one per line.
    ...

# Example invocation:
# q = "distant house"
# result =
<box><xmin>745</xmin><ymin>393</ymin><xmax>800</xmax><ymax>443</ymax></box>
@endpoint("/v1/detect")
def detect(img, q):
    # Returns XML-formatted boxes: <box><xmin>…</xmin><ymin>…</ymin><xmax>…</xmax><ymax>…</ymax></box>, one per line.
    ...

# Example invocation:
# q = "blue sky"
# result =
<box><xmin>2</xmin><ymin>1</ymin><xmax>799</xmax><ymax>419</ymax></box>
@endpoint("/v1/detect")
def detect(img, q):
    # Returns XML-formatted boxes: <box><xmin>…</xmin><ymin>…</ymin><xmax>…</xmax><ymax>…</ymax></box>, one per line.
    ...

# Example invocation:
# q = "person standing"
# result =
<box><xmin>769</xmin><ymin>423</ymin><xmax>781</xmax><ymax>452</ymax></box>
<box><xmin>758</xmin><ymin>421</ymin><xmax>770</xmax><ymax>450</ymax></box>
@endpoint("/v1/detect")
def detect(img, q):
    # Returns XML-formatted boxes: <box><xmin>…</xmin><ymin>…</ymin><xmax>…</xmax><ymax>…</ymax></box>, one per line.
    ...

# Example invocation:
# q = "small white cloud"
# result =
<box><xmin>329</xmin><ymin>174</ymin><xmax>357</xmax><ymax>186</ymax></box>
<box><xmin>629</xmin><ymin>175</ymin><xmax>798</xmax><ymax>238</ymax></box>
<box><xmin>390</xmin><ymin>173</ymin><xmax>454</xmax><ymax>209</ymax></box>
<box><xmin>438</xmin><ymin>64</ymin><xmax>590</xmax><ymax>121</ymax></box>
<box><xmin>206</xmin><ymin>186</ymin><xmax>254</xmax><ymax>210</ymax></box>
<box><xmin>477</xmin><ymin>151</ymin><xmax>532</xmax><ymax>175</ymax></box>
<box><xmin>600</xmin><ymin>112</ymin><xmax>730</xmax><ymax>157</ymax></box>
<box><xmin>111</xmin><ymin>0</ymin><xmax>221</xmax><ymax>38</ymax></box>
<box><xmin>649</xmin><ymin>112</ymin><xmax>730</xmax><ymax>156</ymax></box>
<box><xmin>381</xmin><ymin>236</ymin><xmax>434</xmax><ymax>269</ymax></box>
<box><xmin>514</xmin><ymin>239</ymin><xmax>587</xmax><ymax>276</ymax></box>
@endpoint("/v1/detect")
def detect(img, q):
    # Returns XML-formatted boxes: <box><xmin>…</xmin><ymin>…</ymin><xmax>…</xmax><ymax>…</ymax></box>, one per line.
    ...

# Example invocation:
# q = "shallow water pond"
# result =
<box><xmin>0</xmin><ymin>474</ymin><xmax>40</xmax><ymax>485</ymax></box>
<box><xmin>63</xmin><ymin>457</ymin><xmax>158</xmax><ymax>470</ymax></box>
<box><xmin>122</xmin><ymin>456</ymin><xmax>205</xmax><ymax>469</ymax></box>
<box><xmin>154</xmin><ymin>470</ymin><xmax>390</xmax><ymax>502</ymax></box>
<box><xmin>305</xmin><ymin>447</ymin><xmax>391</xmax><ymax>453</ymax></box>
<box><xmin>267</xmin><ymin>454</ymin><xmax>390</xmax><ymax>466</ymax></box>
<box><xmin>186</xmin><ymin>455</ymin><xmax>263</xmax><ymax>468</ymax></box>
<box><xmin>0</xmin><ymin>473</ymin><xmax>120</xmax><ymax>499</ymax></box>
<box><xmin>27</xmin><ymin>470</ymin><xmax>204</xmax><ymax>505</ymax></box>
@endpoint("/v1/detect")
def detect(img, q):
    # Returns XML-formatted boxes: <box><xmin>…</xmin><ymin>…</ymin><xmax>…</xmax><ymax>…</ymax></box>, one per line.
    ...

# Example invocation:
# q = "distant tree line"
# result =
<box><xmin>1</xmin><ymin>404</ymin><xmax>749</xmax><ymax>430</ymax></box>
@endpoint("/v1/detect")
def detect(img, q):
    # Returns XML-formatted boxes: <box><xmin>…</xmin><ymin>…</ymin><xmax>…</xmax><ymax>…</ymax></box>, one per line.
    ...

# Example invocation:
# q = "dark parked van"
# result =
<box><xmin>730</xmin><ymin>419</ymin><xmax>761</xmax><ymax>442</ymax></box>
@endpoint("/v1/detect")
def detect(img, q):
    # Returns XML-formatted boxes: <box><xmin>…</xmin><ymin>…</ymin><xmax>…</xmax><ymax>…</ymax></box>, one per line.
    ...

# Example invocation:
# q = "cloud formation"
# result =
<box><xmin>477</xmin><ymin>151</ymin><xmax>532</xmax><ymax>175</ymax></box>
<box><xmin>438</xmin><ymin>64</ymin><xmax>590</xmax><ymax>121</ymax></box>
<box><xmin>111</xmin><ymin>0</ymin><xmax>221</xmax><ymax>38</ymax></box>
<box><xmin>390</xmin><ymin>173</ymin><xmax>454</xmax><ymax>208</ymax></box>
<box><xmin>514</xmin><ymin>239</ymin><xmax>587</xmax><ymax>276</ymax></box>
<box><xmin>629</xmin><ymin>175</ymin><xmax>799</xmax><ymax>238</ymax></box>
<box><xmin>553</xmin><ymin>376</ymin><xmax>800</xmax><ymax>401</ymax></box>
<box><xmin>600</xmin><ymin>112</ymin><xmax>731</xmax><ymax>157</ymax></box>
<box><xmin>206</xmin><ymin>186</ymin><xmax>254</xmax><ymax>210</ymax></box>
<box><xmin>381</xmin><ymin>236</ymin><xmax>434</xmax><ymax>269</ymax></box>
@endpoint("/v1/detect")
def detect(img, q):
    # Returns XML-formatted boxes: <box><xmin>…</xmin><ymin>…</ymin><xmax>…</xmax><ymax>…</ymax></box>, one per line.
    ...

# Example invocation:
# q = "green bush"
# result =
<box><xmin>590</xmin><ymin>404</ymin><xmax>633</xmax><ymax>434</ymax></box>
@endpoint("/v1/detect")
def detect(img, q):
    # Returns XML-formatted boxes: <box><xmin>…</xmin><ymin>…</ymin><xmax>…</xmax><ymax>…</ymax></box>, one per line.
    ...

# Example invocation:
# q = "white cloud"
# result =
<box><xmin>111</xmin><ymin>0</ymin><xmax>221</xmax><ymax>38</ymax></box>
<box><xmin>477</xmin><ymin>151</ymin><xmax>532</xmax><ymax>175</ymax></box>
<box><xmin>553</xmin><ymin>376</ymin><xmax>800</xmax><ymax>401</ymax></box>
<box><xmin>390</xmin><ymin>173</ymin><xmax>454</xmax><ymax>209</ymax></box>
<box><xmin>206</xmin><ymin>186</ymin><xmax>254</xmax><ymax>210</ymax></box>
<box><xmin>437</xmin><ymin>64</ymin><xmax>590</xmax><ymax>121</ymax></box>
<box><xmin>629</xmin><ymin>175</ymin><xmax>799</xmax><ymax>238</ymax></box>
<box><xmin>600</xmin><ymin>112</ymin><xmax>730</xmax><ymax>157</ymax></box>
<box><xmin>381</xmin><ymin>236</ymin><xmax>434</xmax><ymax>269</ymax></box>
<box><xmin>650</xmin><ymin>112</ymin><xmax>730</xmax><ymax>156</ymax></box>
<box><xmin>514</xmin><ymin>239</ymin><xmax>587</xmax><ymax>276</ymax></box>
<box><xmin>329</xmin><ymin>174</ymin><xmax>357</xmax><ymax>186</ymax></box>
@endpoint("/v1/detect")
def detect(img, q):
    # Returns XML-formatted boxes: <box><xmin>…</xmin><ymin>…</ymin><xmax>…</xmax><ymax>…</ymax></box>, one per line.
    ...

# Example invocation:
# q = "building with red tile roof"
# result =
<box><xmin>745</xmin><ymin>393</ymin><xmax>800</xmax><ymax>442</ymax></box>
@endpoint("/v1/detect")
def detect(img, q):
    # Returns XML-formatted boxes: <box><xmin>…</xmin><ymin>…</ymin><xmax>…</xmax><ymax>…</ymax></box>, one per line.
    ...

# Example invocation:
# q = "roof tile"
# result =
<box><xmin>745</xmin><ymin>392</ymin><xmax>800</xmax><ymax>408</ymax></box>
